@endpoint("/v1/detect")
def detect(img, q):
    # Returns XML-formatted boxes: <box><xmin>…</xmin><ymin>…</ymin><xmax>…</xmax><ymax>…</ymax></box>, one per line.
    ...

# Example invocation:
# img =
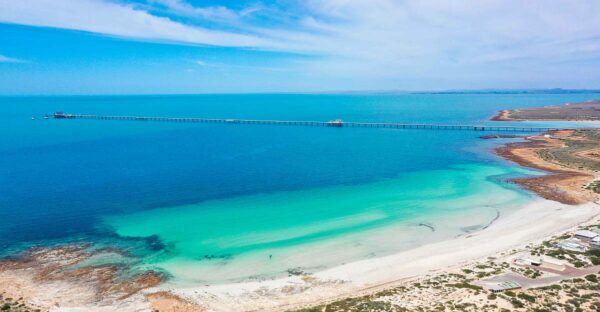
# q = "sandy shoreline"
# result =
<box><xmin>154</xmin><ymin>199</ymin><xmax>599</xmax><ymax>311</ymax></box>
<box><xmin>151</xmin><ymin>129</ymin><xmax>600</xmax><ymax>311</ymax></box>
<box><xmin>490</xmin><ymin>109</ymin><xmax>513</xmax><ymax>121</ymax></box>
<box><xmin>2</xmin><ymin>198</ymin><xmax>596</xmax><ymax>311</ymax></box>
<box><xmin>495</xmin><ymin>129</ymin><xmax>599</xmax><ymax>205</ymax></box>
<box><xmin>153</xmin><ymin>129</ymin><xmax>600</xmax><ymax>311</ymax></box>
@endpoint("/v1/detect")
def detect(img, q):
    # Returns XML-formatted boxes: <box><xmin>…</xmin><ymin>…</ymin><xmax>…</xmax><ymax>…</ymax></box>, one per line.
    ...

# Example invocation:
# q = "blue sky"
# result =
<box><xmin>1</xmin><ymin>0</ymin><xmax>600</xmax><ymax>94</ymax></box>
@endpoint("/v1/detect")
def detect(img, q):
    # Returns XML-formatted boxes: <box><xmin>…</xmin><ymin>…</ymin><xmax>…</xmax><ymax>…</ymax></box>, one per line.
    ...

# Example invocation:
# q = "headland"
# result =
<box><xmin>492</xmin><ymin>99</ymin><xmax>600</xmax><ymax>121</ymax></box>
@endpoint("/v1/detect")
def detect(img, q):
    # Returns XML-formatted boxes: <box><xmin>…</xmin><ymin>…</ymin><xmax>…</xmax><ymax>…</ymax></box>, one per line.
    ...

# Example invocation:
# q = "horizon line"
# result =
<box><xmin>2</xmin><ymin>88</ymin><xmax>600</xmax><ymax>97</ymax></box>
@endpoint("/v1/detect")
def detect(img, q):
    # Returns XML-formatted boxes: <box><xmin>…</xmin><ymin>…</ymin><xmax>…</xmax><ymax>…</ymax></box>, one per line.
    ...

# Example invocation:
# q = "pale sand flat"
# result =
<box><xmin>153</xmin><ymin>199</ymin><xmax>599</xmax><ymax>312</ymax></box>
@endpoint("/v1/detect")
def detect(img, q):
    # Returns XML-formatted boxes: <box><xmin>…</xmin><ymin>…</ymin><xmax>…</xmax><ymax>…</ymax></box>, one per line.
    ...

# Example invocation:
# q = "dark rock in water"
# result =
<box><xmin>145</xmin><ymin>235</ymin><xmax>167</xmax><ymax>251</ymax></box>
<box><xmin>199</xmin><ymin>254</ymin><xmax>232</xmax><ymax>261</ymax></box>
<box><xmin>482</xmin><ymin>210</ymin><xmax>501</xmax><ymax>230</ymax></box>
<box><xmin>287</xmin><ymin>267</ymin><xmax>307</xmax><ymax>276</ymax></box>
<box><xmin>460</xmin><ymin>225</ymin><xmax>483</xmax><ymax>233</ymax></box>
<box><xmin>418</xmin><ymin>223</ymin><xmax>435</xmax><ymax>232</ymax></box>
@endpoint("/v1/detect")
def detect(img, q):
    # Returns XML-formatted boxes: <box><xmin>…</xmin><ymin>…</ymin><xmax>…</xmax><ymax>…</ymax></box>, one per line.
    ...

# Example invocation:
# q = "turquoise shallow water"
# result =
<box><xmin>1</xmin><ymin>92</ymin><xmax>599</xmax><ymax>283</ymax></box>
<box><xmin>104</xmin><ymin>164</ymin><xmax>536</xmax><ymax>283</ymax></box>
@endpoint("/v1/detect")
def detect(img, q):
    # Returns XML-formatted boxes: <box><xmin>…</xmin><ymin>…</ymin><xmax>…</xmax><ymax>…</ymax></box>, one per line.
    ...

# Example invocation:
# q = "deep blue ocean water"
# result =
<box><xmin>1</xmin><ymin>92</ymin><xmax>599</xmax><ymax>281</ymax></box>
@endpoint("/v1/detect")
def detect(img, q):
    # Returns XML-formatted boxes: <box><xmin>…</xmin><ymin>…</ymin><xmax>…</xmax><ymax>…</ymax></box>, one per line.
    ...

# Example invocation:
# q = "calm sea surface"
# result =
<box><xmin>1</xmin><ymin>93</ymin><xmax>599</xmax><ymax>283</ymax></box>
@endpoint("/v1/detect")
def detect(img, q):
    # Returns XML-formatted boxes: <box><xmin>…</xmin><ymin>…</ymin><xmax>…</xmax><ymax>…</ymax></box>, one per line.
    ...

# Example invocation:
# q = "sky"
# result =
<box><xmin>1</xmin><ymin>0</ymin><xmax>600</xmax><ymax>94</ymax></box>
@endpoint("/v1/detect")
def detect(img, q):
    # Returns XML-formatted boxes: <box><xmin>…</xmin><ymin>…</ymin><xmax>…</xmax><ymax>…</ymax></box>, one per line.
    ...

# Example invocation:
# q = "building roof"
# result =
<box><xmin>558</xmin><ymin>239</ymin><xmax>584</xmax><ymax>246</ymax></box>
<box><xmin>489</xmin><ymin>281</ymin><xmax>521</xmax><ymax>291</ymax></box>
<box><xmin>575</xmin><ymin>230</ymin><xmax>599</xmax><ymax>239</ymax></box>
<box><xmin>540</xmin><ymin>256</ymin><xmax>565</xmax><ymax>266</ymax></box>
<box><xmin>557</xmin><ymin>240</ymin><xmax>587</xmax><ymax>252</ymax></box>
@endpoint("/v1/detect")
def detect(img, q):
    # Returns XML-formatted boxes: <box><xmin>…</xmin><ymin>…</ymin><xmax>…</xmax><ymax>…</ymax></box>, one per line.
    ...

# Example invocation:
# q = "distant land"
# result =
<box><xmin>339</xmin><ymin>88</ymin><xmax>600</xmax><ymax>95</ymax></box>
<box><xmin>3</xmin><ymin>88</ymin><xmax>600</xmax><ymax>97</ymax></box>
<box><xmin>492</xmin><ymin>99</ymin><xmax>600</xmax><ymax>121</ymax></box>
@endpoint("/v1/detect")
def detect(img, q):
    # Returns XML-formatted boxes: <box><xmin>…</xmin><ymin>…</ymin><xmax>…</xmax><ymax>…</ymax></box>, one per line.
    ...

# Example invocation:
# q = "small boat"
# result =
<box><xmin>44</xmin><ymin>115</ymin><xmax>49</xmax><ymax>120</ymax></box>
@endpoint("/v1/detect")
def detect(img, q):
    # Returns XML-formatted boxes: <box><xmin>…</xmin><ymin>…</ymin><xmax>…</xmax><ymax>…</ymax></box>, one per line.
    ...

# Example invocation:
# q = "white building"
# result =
<box><xmin>515</xmin><ymin>256</ymin><xmax>541</xmax><ymax>266</ymax></box>
<box><xmin>488</xmin><ymin>281</ymin><xmax>521</xmax><ymax>293</ymax></box>
<box><xmin>557</xmin><ymin>240</ymin><xmax>587</xmax><ymax>252</ymax></box>
<box><xmin>574</xmin><ymin>230</ymin><xmax>599</xmax><ymax>242</ymax></box>
<box><xmin>540</xmin><ymin>256</ymin><xmax>566</xmax><ymax>271</ymax></box>
<box><xmin>592</xmin><ymin>236</ymin><xmax>600</xmax><ymax>249</ymax></box>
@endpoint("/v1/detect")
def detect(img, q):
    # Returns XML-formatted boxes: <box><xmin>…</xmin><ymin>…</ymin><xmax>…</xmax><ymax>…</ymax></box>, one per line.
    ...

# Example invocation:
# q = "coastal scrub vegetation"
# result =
<box><xmin>0</xmin><ymin>295</ymin><xmax>41</xmax><ymax>312</ymax></box>
<box><xmin>293</xmin><ymin>223</ymin><xmax>600</xmax><ymax>312</ymax></box>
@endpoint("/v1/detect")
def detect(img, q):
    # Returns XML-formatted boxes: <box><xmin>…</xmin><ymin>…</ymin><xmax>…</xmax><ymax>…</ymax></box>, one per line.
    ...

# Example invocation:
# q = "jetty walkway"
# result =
<box><xmin>51</xmin><ymin>112</ymin><xmax>559</xmax><ymax>132</ymax></box>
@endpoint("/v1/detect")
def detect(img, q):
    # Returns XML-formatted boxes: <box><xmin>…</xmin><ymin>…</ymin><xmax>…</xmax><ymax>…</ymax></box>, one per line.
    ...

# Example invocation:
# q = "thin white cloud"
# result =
<box><xmin>150</xmin><ymin>0</ymin><xmax>239</xmax><ymax>21</ymax></box>
<box><xmin>191</xmin><ymin>59</ymin><xmax>287</xmax><ymax>72</ymax></box>
<box><xmin>268</xmin><ymin>0</ymin><xmax>600</xmax><ymax>83</ymax></box>
<box><xmin>0</xmin><ymin>0</ymin><xmax>278</xmax><ymax>48</ymax></box>
<box><xmin>0</xmin><ymin>54</ymin><xmax>25</xmax><ymax>63</ymax></box>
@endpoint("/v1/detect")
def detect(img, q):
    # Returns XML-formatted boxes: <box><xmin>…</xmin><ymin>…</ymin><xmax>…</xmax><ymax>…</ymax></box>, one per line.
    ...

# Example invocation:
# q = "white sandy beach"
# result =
<box><xmin>153</xmin><ymin>199</ymin><xmax>600</xmax><ymax>312</ymax></box>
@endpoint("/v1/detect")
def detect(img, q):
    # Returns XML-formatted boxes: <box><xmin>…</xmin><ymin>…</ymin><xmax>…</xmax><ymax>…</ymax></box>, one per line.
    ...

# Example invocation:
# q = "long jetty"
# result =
<box><xmin>51</xmin><ymin>112</ymin><xmax>559</xmax><ymax>132</ymax></box>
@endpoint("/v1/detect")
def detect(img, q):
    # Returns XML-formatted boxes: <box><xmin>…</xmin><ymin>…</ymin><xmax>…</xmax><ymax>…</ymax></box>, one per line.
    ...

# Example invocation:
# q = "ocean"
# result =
<box><xmin>1</xmin><ymin>92</ymin><xmax>598</xmax><ymax>283</ymax></box>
